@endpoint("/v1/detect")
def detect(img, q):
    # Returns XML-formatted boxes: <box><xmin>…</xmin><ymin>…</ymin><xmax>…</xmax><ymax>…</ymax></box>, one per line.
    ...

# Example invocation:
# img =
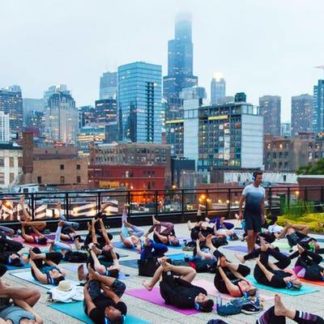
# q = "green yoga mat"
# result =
<box><xmin>246</xmin><ymin>275</ymin><xmax>319</xmax><ymax>296</ymax></box>
<box><xmin>49</xmin><ymin>301</ymin><xmax>150</xmax><ymax>324</ymax></box>
<box><xmin>272</xmin><ymin>241</ymin><xmax>291</xmax><ymax>250</ymax></box>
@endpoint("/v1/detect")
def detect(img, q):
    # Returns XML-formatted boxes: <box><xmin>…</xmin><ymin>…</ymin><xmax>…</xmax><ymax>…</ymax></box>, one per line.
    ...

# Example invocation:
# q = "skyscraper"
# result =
<box><xmin>291</xmin><ymin>94</ymin><xmax>313</xmax><ymax>136</ymax></box>
<box><xmin>313</xmin><ymin>80</ymin><xmax>324</xmax><ymax>134</ymax></box>
<box><xmin>210</xmin><ymin>73</ymin><xmax>226</xmax><ymax>105</ymax></box>
<box><xmin>23</xmin><ymin>98</ymin><xmax>44</xmax><ymax>125</ymax></box>
<box><xmin>0</xmin><ymin>111</ymin><xmax>10</xmax><ymax>142</ymax></box>
<box><xmin>259</xmin><ymin>95</ymin><xmax>281</xmax><ymax>136</ymax></box>
<box><xmin>94</xmin><ymin>99</ymin><xmax>117</xmax><ymax>124</ymax></box>
<box><xmin>0</xmin><ymin>86</ymin><xmax>23</xmax><ymax>136</ymax></box>
<box><xmin>44</xmin><ymin>86</ymin><xmax>79</xmax><ymax>144</ymax></box>
<box><xmin>163</xmin><ymin>13</ymin><xmax>198</xmax><ymax>108</ymax></box>
<box><xmin>99</xmin><ymin>72</ymin><xmax>117</xmax><ymax>100</ymax></box>
<box><xmin>118</xmin><ymin>61</ymin><xmax>162</xmax><ymax>143</ymax></box>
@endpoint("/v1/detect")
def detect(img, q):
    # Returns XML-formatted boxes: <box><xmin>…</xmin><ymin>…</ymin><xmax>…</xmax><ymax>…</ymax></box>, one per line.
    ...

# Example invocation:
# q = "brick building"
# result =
<box><xmin>264</xmin><ymin>133</ymin><xmax>324</xmax><ymax>172</ymax></box>
<box><xmin>89</xmin><ymin>142</ymin><xmax>171</xmax><ymax>189</ymax></box>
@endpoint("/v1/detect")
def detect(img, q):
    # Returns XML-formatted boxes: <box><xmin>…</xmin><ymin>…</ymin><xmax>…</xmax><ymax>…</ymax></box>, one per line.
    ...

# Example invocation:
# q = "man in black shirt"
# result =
<box><xmin>84</xmin><ymin>266</ymin><xmax>127</xmax><ymax>324</ymax></box>
<box><xmin>143</xmin><ymin>258</ymin><xmax>214</xmax><ymax>312</ymax></box>
<box><xmin>254</xmin><ymin>242</ymin><xmax>302</xmax><ymax>289</ymax></box>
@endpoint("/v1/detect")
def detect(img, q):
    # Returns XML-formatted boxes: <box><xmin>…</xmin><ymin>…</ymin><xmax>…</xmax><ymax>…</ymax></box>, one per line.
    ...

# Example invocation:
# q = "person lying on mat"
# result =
<box><xmin>144</xmin><ymin>215</ymin><xmax>179</xmax><ymax>246</ymax></box>
<box><xmin>87</xmin><ymin>218</ymin><xmax>121</xmax><ymax>263</ymax></box>
<box><xmin>20</xmin><ymin>221</ymin><xmax>48</xmax><ymax>245</ymax></box>
<box><xmin>197</xmin><ymin>235</ymin><xmax>256</xmax><ymax>297</ymax></box>
<box><xmin>257</xmin><ymin>294</ymin><xmax>324</xmax><ymax>324</ymax></box>
<box><xmin>140</xmin><ymin>236</ymin><xmax>168</xmax><ymax>260</ymax></box>
<box><xmin>78</xmin><ymin>243</ymin><xmax>120</xmax><ymax>281</ymax></box>
<box><xmin>19</xmin><ymin>196</ymin><xmax>46</xmax><ymax>232</ymax></box>
<box><xmin>142</xmin><ymin>257</ymin><xmax>214</xmax><ymax>312</ymax></box>
<box><xmin>0</xmin><ymin>251</ymin><xmax>29</xmax><ymax>268</ymax></box>
<box><xmin>290</xmin><ymin>244</ymin><xmax>324</xmax><ymax>281</ymax></box>
<box><xmin>253</xmin><ymin>241</ymin><xmax>302</xmax><ymax>290</ymax></box>
<box><xmin>84</xmin><ymin>266</ymin><xmax>127</xmax><ymax>324</ymax></box>
<box><xmin>29</xmin><ymin>247</ymin><xmax>66</xmax><ymax>286</ymax></box>
<box><xmin>0</xmin><ymin>270</ymin><xmax>43</xmax><ymax>324</ymax></box>
<box><xmin>120</xmin><ymin>205</ymin><xmax>144</xmax><ymax>250</ymax></box>
<box><xmin>275</xmin><ymin>223</ymin><xmax>321</xmax><ymax>252</ymax></box>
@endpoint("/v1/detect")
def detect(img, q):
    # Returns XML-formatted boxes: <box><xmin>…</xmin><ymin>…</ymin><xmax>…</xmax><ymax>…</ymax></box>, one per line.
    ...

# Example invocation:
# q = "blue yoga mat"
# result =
<box><xmin>49</xmin><ymin>301</ymin><xmax>149</xmax><ymax>324</ymax></box>
<box><xmin>246</xmin><ymin>275</ymin><xmax>319</xmax><ymax>296</ymax></box>
<box><xmin>5</xmin><ymin>263</ymin><xmax>31</xmax><ymax>270</ymax></box>
<box><xmin>223</xmin><ymin>245</ymin><xmax>248</xmax><ymax>253</ymax></box>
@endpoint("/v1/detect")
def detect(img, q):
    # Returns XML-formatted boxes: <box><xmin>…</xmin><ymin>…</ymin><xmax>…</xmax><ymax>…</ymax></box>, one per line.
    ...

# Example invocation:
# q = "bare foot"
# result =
<box><xmin>29</xmin><ymin>249</ymin><xmax>37</xmax><ymax>260</ymax></box>
<box><xmin>142</xmin><ymin>280</ymin><xmax>153</xmax><ymax>291</ymax></box>
<box><xmin>235</xmin><ymin>253</ymin><xmax>245</xmax><ymax>264</ymax></box>
<box><xmin>274</xmin><ymin>294</ymin><xmax>287</xmax><ymax>317</ymax></box>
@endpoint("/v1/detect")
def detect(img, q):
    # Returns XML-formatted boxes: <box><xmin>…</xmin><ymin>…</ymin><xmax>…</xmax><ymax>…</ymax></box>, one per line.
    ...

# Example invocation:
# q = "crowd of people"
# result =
<box><xmin>0</xmin><ymin>172</ymin><xmax>323</xmax><ymax>324</ymax></box>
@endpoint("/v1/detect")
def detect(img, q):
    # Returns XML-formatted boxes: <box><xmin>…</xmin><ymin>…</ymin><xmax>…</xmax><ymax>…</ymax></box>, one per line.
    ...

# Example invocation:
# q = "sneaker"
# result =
<box><xmin>241</xmin><ymin>302</ymin><xmax>261</xmax><ymax>314</ymax></box>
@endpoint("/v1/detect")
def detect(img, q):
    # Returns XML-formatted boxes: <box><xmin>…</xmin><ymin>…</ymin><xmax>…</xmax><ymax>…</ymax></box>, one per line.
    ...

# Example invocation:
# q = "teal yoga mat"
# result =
<box><xmin>49</xmin><ymin>301</ymin><xmax>149</xmax><ymax>324</ymax></box>
<box><xmin>246</xmin><ymin>275</ymin><xmax>319</xmax><ymax>296</ymax></box>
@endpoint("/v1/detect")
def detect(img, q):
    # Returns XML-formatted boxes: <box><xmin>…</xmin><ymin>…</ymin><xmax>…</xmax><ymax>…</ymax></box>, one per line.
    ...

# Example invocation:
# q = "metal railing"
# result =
<box><xmin>0</xmin><ymin>185</ymin><xmax>323</xmax><ymax>224</ymax></box>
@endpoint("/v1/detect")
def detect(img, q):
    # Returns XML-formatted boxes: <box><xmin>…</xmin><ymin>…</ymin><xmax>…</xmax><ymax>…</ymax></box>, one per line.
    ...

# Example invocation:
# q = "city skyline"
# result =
<box><xmin>1</xmin><ymin>0</ymin><xmax>324</xmax><ymax>123</ymax></box>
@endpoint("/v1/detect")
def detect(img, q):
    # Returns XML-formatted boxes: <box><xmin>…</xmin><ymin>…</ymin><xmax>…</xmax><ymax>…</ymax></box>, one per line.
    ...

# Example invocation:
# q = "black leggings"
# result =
<box><xmin>0</xmin><ymin>236</ymin><xmax>23</xmax><ymax>253</ymax></box>
<box><xmin>257</xmin><ymin>306</ymin><xmax>324</xmax><ymax>324</ymax></box>
<box><xmin>295</xmin><ymin>250</ymin><xmax>323</xmax><ymax>281</ymax></box>
<box><xmin>214</xmin><ymin>264</ymin><xmax>251</xmax><ymax>294</ymax></box>
<box><xmin>254</xmin><ymin>248</ymin><xmax>291</xmax><ymax>286</ymax></box>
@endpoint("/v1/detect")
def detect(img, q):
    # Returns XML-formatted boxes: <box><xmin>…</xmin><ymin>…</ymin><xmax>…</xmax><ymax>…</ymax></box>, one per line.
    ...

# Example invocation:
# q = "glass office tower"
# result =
<box><xmin>118</xmin><ymin>62</ymin><xmax>162</xmax><ymax>143</ymax></box>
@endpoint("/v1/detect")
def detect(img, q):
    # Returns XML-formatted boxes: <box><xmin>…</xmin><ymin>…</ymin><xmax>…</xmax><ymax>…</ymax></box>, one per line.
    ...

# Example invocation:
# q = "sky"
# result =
<box><xmin>0</xmin><ymin>0</ymin><xmax>323</xmax><ymax>122</ymax></box>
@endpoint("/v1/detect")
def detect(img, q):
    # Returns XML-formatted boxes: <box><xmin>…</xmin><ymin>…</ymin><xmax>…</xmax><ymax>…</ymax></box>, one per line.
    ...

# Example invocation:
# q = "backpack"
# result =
<box><xmin>137</xmin><ymin>258</ymin><xmax>160</xmax><ymax>277</ymax></box>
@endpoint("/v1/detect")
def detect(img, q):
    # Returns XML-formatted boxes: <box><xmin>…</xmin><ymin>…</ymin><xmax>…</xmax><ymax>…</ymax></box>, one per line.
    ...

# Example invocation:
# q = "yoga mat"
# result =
<box><xmin>246</xmin><ymin>275</ymin><xmax>319</xmax><ymax>296</ymax></box>
<box><xmin>49</xmin><ymin>301</ymin><xmax>149</xmax><ymax>324</ymax></box>
<box><xmin>113</xmin><ymin>241</ymin><xmax>138</xmax><ymax>251</ymax></box>
<box><xmin>222</xmin><ymin>245</ymin><xmax>248</xmax><ymax>253</ymax></box>
<box><xmin>5</xmin><ymin>263</ymin><xmax>31</xmax><ymax>270</ymax></box>
<box><xmin>272</xmin><ymin>241</ymin><xmax>291</xmax><ymax>250</ymax></box>
<box><xmin>192</xmin><ymin>279</ymin><xmax>274</xmax><ymax>300</ymax></box>
<box><xmin>298</xmin><ymin>277</ymin><xmax>324</xmax><ymax>287</ymax></box>
<box><xmin>125</xmin><ymin>287</ymin><xmax>199</xmax><ymax>315</ymax></box>
<box><xmin>12</xmin><ymin>235</ymin><xmax>50</xmax><ymax>248</ymax></box>
<box><xmin>10</xmin><ymin>270</ymin><xmax>79</xmax><ymax>290</ymax></box>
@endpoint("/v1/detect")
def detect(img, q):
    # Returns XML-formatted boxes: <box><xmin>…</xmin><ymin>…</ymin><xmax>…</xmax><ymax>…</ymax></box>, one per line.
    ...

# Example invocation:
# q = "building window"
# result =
<box><xmin>18</xmin><ymin>157</ymin><xmax>23</xmax><ymax>167</ymax></box>
<box><xmin>0</xmin><ymin>172</ymin><xmax>4</xmax><ymax>184</ymax></box>
<box><xmin>9</xmin><ymin>157</ymin><xmax>14</xmax><ymax>167</ymax></box>
<box><xmin>37</xmin><ymin>176</ymin><xmax>42</xmax><ymax>184</ymax></box>
<box><xmin>0</xmin><ymin>158</ymin><xmax>4</xmax><ymax>167</ymax></box>
<box><xmin>76</xmin><ymin>164</ymin><xmax>81</xmax><ymax>170</ymax></box>
<box><xmin>76</xmin><ymin>176</ymin><xmax>81</xmax><ymax>184</ymax></box>
<box><xmin>9</xmin><ymin>173</ymin><xmax>15</xmax><ymax>183</ymax></box>
<box><xmin>60</xmin><ymin>176</ymin><xmax>65</xmax><ymax>184</ymax></box>
<box><xmin>60</xmin><ymin>164</ymin><xmax>64</xmax><ymax>170</ymax></box>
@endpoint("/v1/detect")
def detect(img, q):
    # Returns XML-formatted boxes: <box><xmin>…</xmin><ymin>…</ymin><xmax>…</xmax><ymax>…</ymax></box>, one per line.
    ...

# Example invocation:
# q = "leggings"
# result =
<box><xmin>254</xmin><ymin>248</ymin><xmax>291</xmax><ymax>285</ymax></box>
<box><xmin>257</xmin><ymin>306</ymin><xmax>324</xmax><ymax>324</ymax></box>
<box><xmin>31</xmin><ymin>247</ymin><xmax>63</xmax><ymax>268</ymax></box>
<box><xmin>121</xmin><ymin>224</ymin><xmax>144</xmax><ymax>238</ymax></box>
<box><xmin>0</xmin><ymin>236</ymin><xmax>23</xmax><ymax>253</ymax></box>
<box><xmin>294</xmin><ymin>250</ymin><xmax>323</xmax><ymax>281</ymax></box>
<box><xmin>149</xmin><ymin>222</ymin><xmax>174</xmax><ymax>236</ymax></box>
<box><xmin>53</xmin><ymin>224</ymin><xmax>72</xmax><ymax>251</ymax></box>
<box><xmin>140</xmin><ymin>240</ymin><xmax>168</xmax><ymax>260</ymax></box>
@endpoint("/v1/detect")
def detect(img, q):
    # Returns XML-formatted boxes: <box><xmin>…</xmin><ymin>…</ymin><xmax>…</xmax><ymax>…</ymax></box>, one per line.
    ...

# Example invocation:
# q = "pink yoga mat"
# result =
<box><xmin>12</xmin><ymin>235</ymin><xmax>50</xmax><ymax>248</ymax></box>
<box><xmin>125</xmin><ymin>287</ymin><xmax>199</xmax><ymax>315</ymax></box>
<box><xmin>192</xmin><ymin>279</ymin><xmax>274</xmax><ymax>301</ymax></box>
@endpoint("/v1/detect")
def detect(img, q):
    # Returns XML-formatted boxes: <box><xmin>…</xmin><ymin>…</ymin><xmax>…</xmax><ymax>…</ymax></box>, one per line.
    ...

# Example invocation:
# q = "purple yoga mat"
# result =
<box><xmin>223</xmin><ymin>245</ymin><xmax>248</xmax><ymax>253</ymax></box>
<box><xmin>125</xmin><ymin>287</ymin><xmax>199</xmax><ymax>315</ymax></box>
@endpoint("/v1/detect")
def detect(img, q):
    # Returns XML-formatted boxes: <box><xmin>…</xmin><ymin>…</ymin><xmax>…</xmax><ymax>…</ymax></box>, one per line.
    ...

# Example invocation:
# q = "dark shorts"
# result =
<box><xmin>111</xmin><ymin>279</ymin><xmax>126</xmax><ymax>297</ymax></box>
<box><xmin>244</xmin><ymin>213</ymin><xmax>262</xmax><ymax>232</ymax></box>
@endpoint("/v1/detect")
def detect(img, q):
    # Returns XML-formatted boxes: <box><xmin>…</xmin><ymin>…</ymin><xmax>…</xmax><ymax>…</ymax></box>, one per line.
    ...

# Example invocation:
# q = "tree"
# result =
<box><xmin>296</xmin><ymin>158</ymin><xmax>324</xmax><ymax>175</ymax></box>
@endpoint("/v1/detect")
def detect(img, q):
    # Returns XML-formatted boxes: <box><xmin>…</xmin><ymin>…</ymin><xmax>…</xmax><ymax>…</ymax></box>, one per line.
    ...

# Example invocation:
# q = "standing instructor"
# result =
<box><xmin>239</xmin><ymin>171</ymin><xmax>265</xmax><ymax>253</ymax></box>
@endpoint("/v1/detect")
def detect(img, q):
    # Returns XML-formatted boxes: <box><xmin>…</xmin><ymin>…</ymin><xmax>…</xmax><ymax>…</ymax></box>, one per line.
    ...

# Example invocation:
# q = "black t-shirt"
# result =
<box><xmin>160</xmin><ymin>274</ymin><xmax>207</xmax><ymax>309</ymax></box>
<box><xmin>269</xmin><ymin>270</ymin><xmax>291</xmax><ymax>288</ymax></box>
<box><xmin>89</xmin><ymin>296</ymin><xmax>126</xmax><ymax>324</ymax></box>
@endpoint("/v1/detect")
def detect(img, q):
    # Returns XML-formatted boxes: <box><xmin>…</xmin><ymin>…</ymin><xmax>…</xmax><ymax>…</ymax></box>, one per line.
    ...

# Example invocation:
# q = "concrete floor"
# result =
<box><xmin>3</xmin><ymin>221</ymin><xmax>324</xmax><ymax>324</ymax></box>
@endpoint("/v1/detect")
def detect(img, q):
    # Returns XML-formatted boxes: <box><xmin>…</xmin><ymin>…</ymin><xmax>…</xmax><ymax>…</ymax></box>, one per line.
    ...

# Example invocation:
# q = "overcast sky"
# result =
<box><xmin>1</xmin><ymin>0</ymin><xmax>323</xmax><ymax>122</ymax></box>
